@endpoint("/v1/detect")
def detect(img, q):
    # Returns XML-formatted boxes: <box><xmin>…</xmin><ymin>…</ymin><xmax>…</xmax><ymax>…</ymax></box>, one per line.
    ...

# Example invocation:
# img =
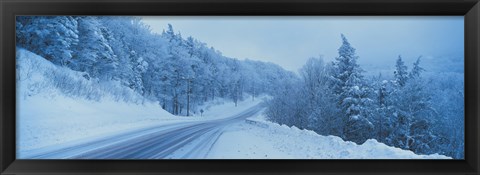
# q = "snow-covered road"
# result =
<box><xmin>16</xmin><ymin>43</ymin><xmax>452</xmax><ymax>160</ymax></box>
<box><xmin>23</xmin><ymin>104</ymin><xmax>265</xmax><ymax>159</ymax></box>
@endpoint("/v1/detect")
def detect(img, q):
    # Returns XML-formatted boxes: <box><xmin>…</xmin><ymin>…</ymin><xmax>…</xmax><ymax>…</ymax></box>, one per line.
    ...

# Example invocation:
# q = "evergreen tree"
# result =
<box><xmin>387</xmin><ymin>57</ymin><xmax>435</xmax><ymax>153</ymax></box>
<box><xmin>331</xmin><ymin>34</ymin><xmax>373</xmax><ymax>144</ymax></box>
<box><xmin>74</xmin><ymin>16</ymin><xmax>117</xmax><ymax>80</ymax></box>
<box><xmin>409</xmin><ymin>57</ymin><xmax>425</xmax><ymax>79</ymax></box>
<box><xmin>16</xmin><ymin>16</ymin><xmax>79</xmax><ymax>67</ymax></box>
<box><xmin>373</xmin><ymin>78</ymin><xmax>394</xmax><ymax>142</ymax></box>
<box><xmin>394</xmin><ymin>55</ymin><xmax>409</xmax><ymax>87</ymax></box>
<box><xmin>98</xmin><ymin>16</ymin><xmax>136</xmax><ymax>86</ymax></box>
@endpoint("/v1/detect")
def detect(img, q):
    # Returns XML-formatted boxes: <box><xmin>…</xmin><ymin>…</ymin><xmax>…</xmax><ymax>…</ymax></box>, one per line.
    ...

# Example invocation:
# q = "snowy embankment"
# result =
<box><xmin>208</xmin><ymin>113</ymin><xmax>451</xmax><ymax>159</ymax></box>
<box><xmin>16</xmin><ymin>49</ymin><xmax>198</xmax><ymax>153</ymax></box>
<box><xmin>16</xmin><ymin>48</ymin><xmax>263</xmax><ymax>156</ymax></box>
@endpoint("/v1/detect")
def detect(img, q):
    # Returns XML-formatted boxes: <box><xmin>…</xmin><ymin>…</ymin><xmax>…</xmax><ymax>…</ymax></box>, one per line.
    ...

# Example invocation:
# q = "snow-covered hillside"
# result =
<box><xmin>16</xmin><ymin>49</ymin><xmax>196</xmax><ymax>153</ymax></box>
<box><xmin>16</xmin><ymin>48</ymin><xmax>262</xmax><ymax>158</ymax></box>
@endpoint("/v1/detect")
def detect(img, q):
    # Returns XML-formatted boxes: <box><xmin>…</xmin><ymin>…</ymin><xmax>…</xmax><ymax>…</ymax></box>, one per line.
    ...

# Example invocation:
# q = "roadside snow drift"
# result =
<box><xmin>207</xmin><ymin>113</ymin><xmax>451</xmax><ymax>159</ymax></box>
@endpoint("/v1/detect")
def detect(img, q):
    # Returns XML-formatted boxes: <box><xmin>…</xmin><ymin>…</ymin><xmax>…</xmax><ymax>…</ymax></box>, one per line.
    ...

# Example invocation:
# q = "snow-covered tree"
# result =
<box><xmin>265</xmin><ymin>77</ymin><xmax>304</xmax><ymax>127</ymax></box>
<box><xmin>330</xmin><ymin>34</ymin><xmax>373</xmax><ymax>144</ymax></box>
<box><xmin>73</xmin><ymin>16</ymin><xmax>117</xmax><ymax>80</ymax></box>
<box><xmin>394</xmin><ymin>55</ymin><xmax>409</xmax><ymax>87</ymax></box>
<box><xmin>98</xmin><ymin>17</ymin><xmax>136</xmax><ymax>85</ymax></box>
<box><xmin>300</xmin><ymin>58</ymin><xmax>341</xmax><ymax>135</ymax></box>
<box><xmin>409</xmin><ymin>57</ymin><xmax>425</xmax><ymax>79</ymax></box>
<box><xmin>386</xmin><ymin>57</ymin><xmax>437</xmax><ymax>154</ymax></box>
<box><xmin>428</xmin><ymin>72</ymin><xmax>464</xmax><ymax>158</ymax></box>
<box><xmin>16</xmin><ymin>16</ymin><xmax>79</xmax><ymax>67</ymax></box>
<box><xmin>370</xmin><ymin>76</ymin><xmax>395</xmax><ymax>143</ymax></box>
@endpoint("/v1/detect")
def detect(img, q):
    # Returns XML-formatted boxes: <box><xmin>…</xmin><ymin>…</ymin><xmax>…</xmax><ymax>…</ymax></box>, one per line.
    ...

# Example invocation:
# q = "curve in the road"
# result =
<box><xmin>26</xmin><ymin>104</ymin><xmax>264</xmax><ymax>159</ymax></box>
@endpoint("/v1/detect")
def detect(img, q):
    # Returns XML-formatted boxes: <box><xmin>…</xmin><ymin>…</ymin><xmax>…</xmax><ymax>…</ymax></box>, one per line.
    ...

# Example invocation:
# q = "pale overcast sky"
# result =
<box><xmin>141</xmin><ymin>16</ymin><xmax>463</xmax><ymax>73</ymax></box>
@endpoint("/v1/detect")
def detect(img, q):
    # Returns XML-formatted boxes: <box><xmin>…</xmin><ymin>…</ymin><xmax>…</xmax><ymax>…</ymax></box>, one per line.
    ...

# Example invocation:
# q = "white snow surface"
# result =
<box><xmin>15</xmin><ymin>48</ymin><xmax>263</xmax><ymax>157</ymax></box>
<box><xmin>207</xmin><ymin>113</ymin><xmax>451</xmax><ymax>159</ymax></box>
<box><xmin>194</xmin><ymin>96</ymin><xmax>265</xmax><ymax>119</ymax></box>
<box><xmin>16</xmin><ymin>49</ymin><xmax>201</xmax><ymax>154</ymax></box>
<box><xmin>17</xmin><ymin>48</ymin><xmax>450</xmax><ymax>159</ymax></box>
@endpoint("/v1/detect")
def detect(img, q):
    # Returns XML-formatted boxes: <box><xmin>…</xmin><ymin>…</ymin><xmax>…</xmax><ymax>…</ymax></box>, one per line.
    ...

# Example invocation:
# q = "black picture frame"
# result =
<box><xmin>1</xmin><ymin>0</ymin><xmax>479</xmax><ymax>174</ymax></box>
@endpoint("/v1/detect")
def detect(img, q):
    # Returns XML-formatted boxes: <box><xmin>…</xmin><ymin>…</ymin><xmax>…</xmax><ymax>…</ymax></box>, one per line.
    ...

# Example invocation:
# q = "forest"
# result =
<box><xmin>16</xmin><ymin>16</ymin><xmax>295</xmax><ymax>115</ymax></box>
<box><xmin>266</xmin><ymin>35</ymin><xmax>464</xmax><ymax>159</ymax></box>
<box><xmin>16</xmin><ymin>16</ymin><xmax>464</xmax><ymax>159</ymax></box>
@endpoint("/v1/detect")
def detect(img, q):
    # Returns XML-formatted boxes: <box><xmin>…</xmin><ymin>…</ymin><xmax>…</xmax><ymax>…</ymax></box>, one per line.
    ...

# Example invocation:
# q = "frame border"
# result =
<box><xmin>1</xmin><ymin>0</ymin><xmax>479</xmax><ymax>174</ymax></box>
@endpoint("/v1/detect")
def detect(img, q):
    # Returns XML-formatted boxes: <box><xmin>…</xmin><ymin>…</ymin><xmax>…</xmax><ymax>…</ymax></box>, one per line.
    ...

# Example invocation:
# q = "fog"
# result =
<box><xmin>142</xmin><ymin>16</ymin><xmax>464</xmax><ymax>74</ymax></box>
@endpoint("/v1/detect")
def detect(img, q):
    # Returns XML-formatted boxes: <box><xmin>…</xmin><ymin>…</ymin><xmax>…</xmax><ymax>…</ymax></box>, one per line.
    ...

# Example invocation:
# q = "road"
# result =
<box><xmin>26</xmin><ymin>104</ymin><xmax>265</xmax><ymax>159</ymax></box>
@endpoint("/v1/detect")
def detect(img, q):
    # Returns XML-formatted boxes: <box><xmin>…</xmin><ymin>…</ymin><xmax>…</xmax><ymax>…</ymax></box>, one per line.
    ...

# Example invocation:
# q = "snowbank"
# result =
<box><xmin>208</xmin><ymin>113</ymin><xmax>451</xmax><ymax>159</ymax></box>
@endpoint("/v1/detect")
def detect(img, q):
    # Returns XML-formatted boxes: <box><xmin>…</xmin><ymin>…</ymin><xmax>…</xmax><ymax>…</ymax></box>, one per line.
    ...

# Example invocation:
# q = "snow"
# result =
<box><xmin>193</xmin><ymin>96</ymin><xmax>266</xmax><ymax>119</ymax></box>
<box><xmin>16</xmin><ymin>49</ymin><xmax>200</xmax><ymax>157</ymax></box>
<box><xmin>16</xmin><ymin>48</ymin><xmax>264</xmax><ymax>158</ymax></box>
<box><xmin>207</xmin><ymin>123</ymin><xmax>290</xmax><ymax>159</ymax></box>
<box><xmin>351</xmin><ymin>115</ymin><xmax>359</xmax><ymax>120</ymax></box>
<box><xmin>16</xmin><ymin>48</ymin><xmax>451</xmax><ymax>159</ymax></box>
<box><xmin>17</xmin><ymin>94</ymin><xmax>196</xmax><ymax>153</ymax></box>
<box><xmin>207</xmin><ymin>112</ymin><xmax>451</xmax><ymax>159</ymax></box>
